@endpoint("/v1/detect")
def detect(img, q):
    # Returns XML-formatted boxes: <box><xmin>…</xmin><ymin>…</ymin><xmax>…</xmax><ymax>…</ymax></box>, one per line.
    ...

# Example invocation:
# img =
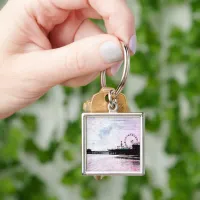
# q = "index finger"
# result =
<box><xmin>89</xmin><ymin>0</ymin><xmax>136</xmax><ymax>53</ymax></box>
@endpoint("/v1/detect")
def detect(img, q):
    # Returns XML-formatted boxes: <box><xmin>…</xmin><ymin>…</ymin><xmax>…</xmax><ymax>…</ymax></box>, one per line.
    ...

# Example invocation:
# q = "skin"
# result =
<box><xmin>0</xmin><ymin>0</ymin><xmax>135</xmax><ymax>119</ymax></box>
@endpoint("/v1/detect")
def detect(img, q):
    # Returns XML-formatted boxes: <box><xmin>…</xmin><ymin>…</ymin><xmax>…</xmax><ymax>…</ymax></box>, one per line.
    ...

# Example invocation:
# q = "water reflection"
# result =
<box><xmin>87</xmin><ymin>154</ymin><xmax>140</xmax><ymax>172</ymax></box>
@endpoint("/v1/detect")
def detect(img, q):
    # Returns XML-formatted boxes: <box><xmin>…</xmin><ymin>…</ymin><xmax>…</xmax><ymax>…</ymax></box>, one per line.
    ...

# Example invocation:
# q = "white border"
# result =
<box><xmin>82</xmin><ymin>112</ymin><xmax>145</xmax><ymax>176</ymax></box>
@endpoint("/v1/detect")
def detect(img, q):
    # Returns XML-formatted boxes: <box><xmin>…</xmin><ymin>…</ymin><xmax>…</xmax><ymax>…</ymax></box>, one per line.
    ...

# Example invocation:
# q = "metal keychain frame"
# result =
<box><xmin>82</xmin><ymin>112</ymin><xmax>145</xmax><ymax>176</ymax></box>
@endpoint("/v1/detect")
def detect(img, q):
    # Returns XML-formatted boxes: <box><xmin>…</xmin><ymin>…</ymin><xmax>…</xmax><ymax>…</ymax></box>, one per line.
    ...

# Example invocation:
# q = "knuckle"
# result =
<box><xmin>64</xmin><ymin>49</ymin><xmax>87</xmax><ymax>78</ymax></box>
<box><xmin>27</xmin><ymin>0</ymin><xmax>67</xmax><ymax>32</ymax></box>
<box><xmin>125</xmin><ymin>9</ymin><xmax>135</xmax><ymax>25</ymax></box>
<box><xmin>75</xmin><ymin>50</ymin><xmax>86</xmax><ymax>73</ymax></box>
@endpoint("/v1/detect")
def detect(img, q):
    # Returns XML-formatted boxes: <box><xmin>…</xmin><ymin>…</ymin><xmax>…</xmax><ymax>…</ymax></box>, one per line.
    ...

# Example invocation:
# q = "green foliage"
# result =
<box><xmin>61</xmin><ymin>166</ymin><xmax>99</xmax><ymax>199</ymax></box>
<box><xmin>168</xmin><ymin>159</ymin><xmax>194</xmax><ymax>199</ymax></box>
<box><xmin>167</xmin><ymin>78</ymin><xmax>180</xmax><ymax>102</ymax></box>
<box><xmin>165</xmin><ymin>121</ymin><xmax>194</xmax><ymax>155</ymax></box>
<box><xmin>152</xmin><ymin>187</ymin><xmax>163</xmax><ymax>200</ymax></box>
<box><xmin>63</xmin><ymin>150</ymin><xmax>74</xmax><ymax>161</ymax></box>
<box><xmin>17</xmin><ymin>175</ymin><xmax>57</xmax><ymax>200</ymax></box>
<box><xmin>130</xmin><ymin>52</ymin><xmax>160</xmax><ymax>76</ymax></box>
<box><xmin>145</xmin><ymin>112</ymin><xmax>161</xmax><ymax>132</ymax></box>
<box><xmin>140</xmin><ymin>0</ymin><xmax>160</xmax><ymax>11</ymax></box>
<box><xmin>62</xmin><ymin>86</ymin><xmax>74</xmax><ymax>96</ymax></box>
<box><xmin>135</xmin><ymin>78</ymin><xmax>160</xmax><ymax>108</ymax></box>
<box><xmin>0</xmin><ymin>127</ymin><xmax>25</xmax><ymax>162</ymax></box>
<box><xmin>64</xmin><ymin>120</ymin><xmax>81</xmax><ymax>144</ymax></box>
<box><xmin>62</xmin><ymin>166</ymin><xmax>81</xmax><ymax>186</ymax></box>
<box><xmin>0</xmin><ymin>120</ymin><xmax>8</xmax><ymax>141</ymax></box>
<box><xmin>0</xmin><ymin>177</ymin><xmax>16</xmax><ymax>195</ymax></box>
<box><xmin>21</xmin><ymin>114</ymin><xmax>37</xmax><ymax>132</ymax></box>
<box><xmin>123</xmin><ymin>172</ymin><xmax>149</xmax><ymax>199</ymax></box>
<box><xmin>190</xmin><ymin>0</ymin><xmax>200</xmax><ymax>12</ymax></box>
<box><xmin>24</xmin><ymin>139</ymin><xmax>59</xmax><ymax>163</ymax></box>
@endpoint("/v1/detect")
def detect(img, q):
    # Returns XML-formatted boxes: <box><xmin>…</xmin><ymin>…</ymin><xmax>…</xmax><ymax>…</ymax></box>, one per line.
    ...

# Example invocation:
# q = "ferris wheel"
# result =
<box><xmin>124</xmin><ymin>133</ymin><xmax>139</xmax><ymax>148</ymax></box>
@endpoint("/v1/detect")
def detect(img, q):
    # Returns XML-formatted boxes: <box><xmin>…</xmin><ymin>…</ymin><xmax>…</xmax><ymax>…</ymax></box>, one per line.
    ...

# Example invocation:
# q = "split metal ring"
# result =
<box><xmin>100</xmin><ymin>43</ymin><xmax>130</xmax><ymax>96</ymax></box>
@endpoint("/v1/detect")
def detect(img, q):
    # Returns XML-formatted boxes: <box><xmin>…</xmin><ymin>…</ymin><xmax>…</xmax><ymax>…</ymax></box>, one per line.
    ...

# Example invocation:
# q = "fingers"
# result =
<box><xmin>49</xmin><ymin>11</ymin><xmax>85</xmax><ymax>48</ymax></box>
<box><xmin>74</xmin><ymin>19</ymin><xmax>103</xmax><ymax>41</ymax></box>
<box><xmin>24</xmin><ymin>0</ymin><xmax>99</xmax><ymax>33</ymax></box>
<box><xmin>13</xmin><ymin>34</ymin><xmax>123</xmax><ymax>88</ymax></box>
<box><xmin>16</xmin><ymin>0</ymin><xmax>135</xmax><ymax>52</ymax></box>
<box><xmin>53</xmin><ymin>0</ymin><xmax>136</xmax><ymax>52</ymax></box>
<box><xmin>50</xmin><ymin>0</ymin><xmax>135</xmax><ymax>46</ymax></box>
<box><xmin>50</xmin><ymin>15</ymin><xmax>103</xmax><ymax>48</ymax></box>
<box><xmin>50</xmin><ymin>0</ymin><xmax>89</xmax><ymax>10</ymax></box>
<box><xmin>89</xmin><ymin>0</ymin><xmax>136</xmax><ymax>52</ymax></box>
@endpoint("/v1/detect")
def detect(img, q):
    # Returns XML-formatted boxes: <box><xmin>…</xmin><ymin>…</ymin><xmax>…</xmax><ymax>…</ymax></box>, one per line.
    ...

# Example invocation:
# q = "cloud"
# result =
<box><xmin>99</xmin><ymin>125</ymin><xmax>113</xmax><ymax>139</ymax></box>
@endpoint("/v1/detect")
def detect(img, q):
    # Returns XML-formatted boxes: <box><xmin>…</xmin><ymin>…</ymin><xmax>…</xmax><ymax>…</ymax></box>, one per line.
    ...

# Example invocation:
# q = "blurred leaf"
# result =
<box><xmin>140</xmin><ymin>0</ymin><xmax>160</xmax><ymax>12</ymax></box>
<box><xmin>62</xmin><ymin>86</ymin><xmax>73</xmax><ymax>96</ymax></box>
<box><xmin>183</xmin><ymin>63</ymin><xmax>200</xmax><ymax>102</ymax></box>
<box><xmin>130</xmin><ymin>52</ymin><xmax>159</xmax><ymax>76</ymax></box>
<box><xmin>137</xmin><ymin>19</ymin><xmax>160</xmax><ymax>47</ymax></box>
<box><xmin>0</xmin><ymin>127</ymin><xmax>25</xmax><ymax>162</ymax></box>
<box><xmin>187</xmin><ymin>113</ymin><xmax>200</xmax><ymax>130</ymax></box>
<box><xmin>167</xmin><ymin>78</ymin><xmax>180</xmax><ymax>102</ymax></box>
<box><xmin>24</xmin><ymin>139</ymin><xmax>59</xmax><ymax>163</ymax></box>
<box><xmin>167</xmin><ymin>27</ymin><xmax>190</xmax><ymax>64</ymax></box>
<box><xmin>152</xmin><ymin>187</ymin><xmax>163</xmax><ymax>200</ymax></box>
<box><xmin>21</xmin><ymin>114</ymin><xmax>37</xmax><ymax>132</ymax></box>
<box><xmin>168</xmin><ymin>0</ymin><xmax>186</xmax><ymax>3</ymax></box>
<box><xmin>165</xmin><ymin>111</ymin><xmax>194</xmax><ymax>155</ymax></box>
<box><xmin>17</xmin><ymin>175</ymin><xmax>57</xmax><ymax>200</ymax></box>
<box><xmin>61</xmin><ymin>166</ymin><xmax>81</xmax><ymax>186</ymax></box>
<box><xmin>38</xmin><ymin>93</ymin><xmax>48</xmax><ymax>101</ymax></box>
<box><xmin>183</xmin><ymin>153</ymin><xmax>200</xmax><ymax>187</ymax></box>
<box><xmin>167</xmin><ymin>45</ymin><xmax>188</xmax><ymax>64</ymax></box>
<box><xmin>0</xmin><ymin>120</ymin><xmax>8</xmax><ymax>141</ymax></box>
<box><xmin>64</xmin><ymin>120</ymin><xmax>81</xmax><ymax>144</ymax></box>
<box><xmin>0</xmin><ymin>177</ymin><xmax>16</xmax><ymax>194</ymax></box>
<box><xmin>62</xmin><ymin>166</ymin><xmax>99</xmax><ymax>199</ymax></box>
<box><xmin>168</xmin><ymin>159</ymin><xmax>194</xmax><ymax>199</ymax></box>
<box><xmin>187</xmin><ymin>20</ymin><xmax>200</xmax><ymax>48</ymax></box>
<box><xmin>0</xmin><ymin>160</ymin><xmax>19</xmax><ymax>171</ymax></box>
<box><xmin>135</xmin><ymin>78</ymin><xmax>160</xmax><ymax>108</ymax></box>
<box><xmin>63</xmin><ymin>150</ymin><xmax>74</xmax><ymax>161</ymax></box>
<box><xmin>80</xmin><ymin>176</ymin><xmax>100</xmax><ymax>200</ymax></box>
<box><xmin>146</xmin><ymin>113</ymin><xmax>161</xmax><ymax>132</ymax></box>
<box><xmin>90</xmin><ymin>19</ymin><xmax>105</xmax><ymax>31</ymax></box>
<box><xmin>123</xmin><ymin>171</ymin><xmax>149</xmax><ymax>200</ymax></box>
<box><xmin>80</xmin><ymin>78</ymin><xmax>100</xmax><ymax>95</ymax></box>
<box><xmin>190</xmin><ymin>0</ymin><xmax>200</xmax><ymax>12</ymax></box>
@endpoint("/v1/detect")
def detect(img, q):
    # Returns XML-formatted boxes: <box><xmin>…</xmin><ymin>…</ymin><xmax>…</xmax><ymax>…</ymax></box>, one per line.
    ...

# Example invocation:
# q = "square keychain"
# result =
<box><xmin>82</xmin><ymin>44</ymin><xmax>145</xmax><ymax>178</ymax></box>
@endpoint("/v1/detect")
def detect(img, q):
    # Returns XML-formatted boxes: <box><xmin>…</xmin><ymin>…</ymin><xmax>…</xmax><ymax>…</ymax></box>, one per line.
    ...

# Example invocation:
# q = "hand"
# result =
<box><xmin>0</xmin><ymin>0</ymin><xmax>136</xmax><ymax>119</ymax></box>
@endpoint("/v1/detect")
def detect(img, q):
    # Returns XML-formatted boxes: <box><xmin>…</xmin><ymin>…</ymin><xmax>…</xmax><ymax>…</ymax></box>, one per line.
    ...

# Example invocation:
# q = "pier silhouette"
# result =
<box><xmin>87</xmin><ymin>133</ymin><xmax>140</xmax><ymax>156</ymax></box>
<box><xmin>87</xmin><ymin>144</ymin><xmax>140</xmax><ymax>156</ymax></box>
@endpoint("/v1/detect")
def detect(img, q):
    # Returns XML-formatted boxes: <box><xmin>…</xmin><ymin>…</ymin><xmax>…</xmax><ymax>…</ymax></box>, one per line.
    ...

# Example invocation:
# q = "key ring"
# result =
<box><xmin>100</xmin><ymin>43</ymin><xmax>130</xmax><ymax>97</ymax></box>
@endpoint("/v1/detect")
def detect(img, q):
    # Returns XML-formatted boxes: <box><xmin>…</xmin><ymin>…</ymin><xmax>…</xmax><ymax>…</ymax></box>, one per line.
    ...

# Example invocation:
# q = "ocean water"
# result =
<box><xmin>87</xmin><ymin>154</ymin><xmax>140</xmax><ymax>172</ymax></box>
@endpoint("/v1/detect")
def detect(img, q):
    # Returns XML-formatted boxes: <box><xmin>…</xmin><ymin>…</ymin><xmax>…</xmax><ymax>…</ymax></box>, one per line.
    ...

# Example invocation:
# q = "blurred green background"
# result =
<box><xmin>0</xmin><ymin>0</ymin><xmax>200</xmax><ymax>200</ymax></box>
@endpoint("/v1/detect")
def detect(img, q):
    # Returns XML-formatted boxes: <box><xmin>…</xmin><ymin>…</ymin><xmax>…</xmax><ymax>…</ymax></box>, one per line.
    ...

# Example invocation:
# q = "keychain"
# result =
<box><xmin>82</xmin><ymin>44</ymin><xmax>145</xmax><ymax>180</ymax></box>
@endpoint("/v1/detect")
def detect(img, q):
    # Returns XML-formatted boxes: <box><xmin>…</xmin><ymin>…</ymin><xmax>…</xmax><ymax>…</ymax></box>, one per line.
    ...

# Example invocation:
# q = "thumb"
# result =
<box><xmin>14</xmin><ymin>34</ymin><xmax>123</xmax><ymax>87</ymax></box>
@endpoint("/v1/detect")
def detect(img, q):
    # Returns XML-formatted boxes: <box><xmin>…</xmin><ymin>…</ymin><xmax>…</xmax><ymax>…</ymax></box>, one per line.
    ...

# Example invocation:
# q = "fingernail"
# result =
<box><xmin>100</xmin><ymin>41</ymin><xmax>123</xmax><ymax>63</ymax></box>
<box><xmin>129</xmin><ymin>35</ymin><xmax>137</xmax><ymax>54</ymax></box>
<box><xmin>111</xmin><ymin>62</ymin><xmax>123</xmax><ymax>76</ymax></box>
